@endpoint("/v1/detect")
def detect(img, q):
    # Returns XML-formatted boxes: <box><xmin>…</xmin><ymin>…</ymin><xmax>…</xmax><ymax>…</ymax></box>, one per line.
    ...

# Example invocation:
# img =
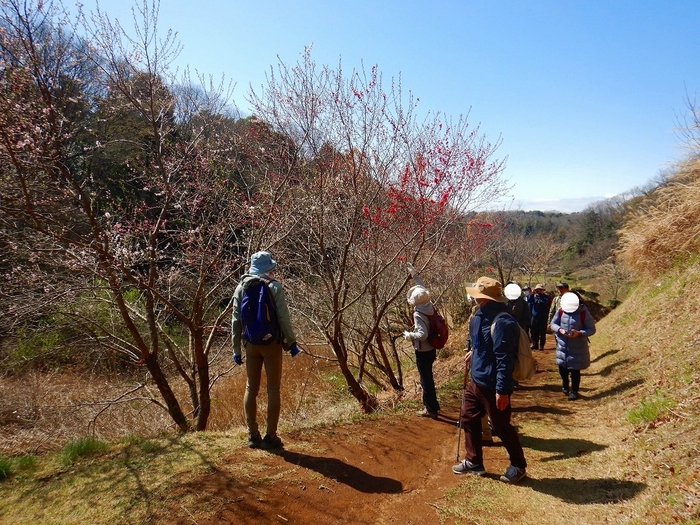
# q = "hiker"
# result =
<box><xmin>403</xmin><ymin>264</ymin><xmax>441</xmax><ymax>419</ymax></box>
<box><xmin>529</xmin><ymin>284</ymin><xmax>551</xmax><ymax>350</ymax></box>
<box><xmin>231</xmin><ymin>251</ymin><xmax>300</xmax><ymax>449</ymax></box>
<box><xmin>522</xmin><ymin>285</ymin><xmax>532</xmax><ymax>339</ymax></box>
<box><xmin>503</xmin><ymin>282</ymin><xmax>531</xmax><ymax>391</ymax></box>
<box><xmin>550</xmin><ymin>291</ymin><xmax>596</xmax><ymax>401</ymax></box>
<box><xmin>453</xmin><ymin>276</ymin><xmax>527</xmax><ymax>484</ymax></box>
<box><xmin>463</xmin><ymin>294</ymin><xmax>494</xmax><ymax>443</ymax></box>
<box><xmin>504</xmin><ymin>282</ymin><xmax>531</xmax><ymax>333</ymax></box>
<box><xmin>548</xmin><ymin>282</ymin><xmax>570</xmax><ymax>324</ymax></box>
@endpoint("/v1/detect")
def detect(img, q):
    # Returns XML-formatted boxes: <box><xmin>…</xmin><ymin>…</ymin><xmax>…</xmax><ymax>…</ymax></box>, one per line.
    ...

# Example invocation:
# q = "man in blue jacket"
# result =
<box><xmin>453</xmin><ymin>276</ymin><xmax>527</xmax><ymax>484</ymax></box>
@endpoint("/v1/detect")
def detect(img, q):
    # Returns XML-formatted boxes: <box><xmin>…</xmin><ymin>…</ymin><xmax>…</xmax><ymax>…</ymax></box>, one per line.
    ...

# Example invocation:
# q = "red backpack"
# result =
<box><xmin>422</xmin><ymin>308</ymin><xmax>449</xmax><ymax>349</ymax></box>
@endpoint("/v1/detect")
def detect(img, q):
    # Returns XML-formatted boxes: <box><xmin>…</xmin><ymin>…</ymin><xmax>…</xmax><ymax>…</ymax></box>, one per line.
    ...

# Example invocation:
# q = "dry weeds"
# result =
<box><xmin>618</xmin><ymin>157</ymin><xmax>700</xmax><ymax>277</ymax></box>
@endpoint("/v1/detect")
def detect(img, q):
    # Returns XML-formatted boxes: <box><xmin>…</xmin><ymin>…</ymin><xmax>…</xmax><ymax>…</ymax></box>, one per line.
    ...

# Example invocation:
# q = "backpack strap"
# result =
<box><xmin>490</xmin><ymin>312</ymin><xmax>510</xmax><ymax>340</ymax></box>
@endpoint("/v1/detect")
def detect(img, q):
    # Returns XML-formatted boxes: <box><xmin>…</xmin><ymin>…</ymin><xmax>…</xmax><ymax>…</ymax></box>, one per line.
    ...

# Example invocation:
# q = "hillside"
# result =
<box><xmin>1</xmin><ymin>269</ymin><xmax>698</xmax><ymax>524</ymax></box>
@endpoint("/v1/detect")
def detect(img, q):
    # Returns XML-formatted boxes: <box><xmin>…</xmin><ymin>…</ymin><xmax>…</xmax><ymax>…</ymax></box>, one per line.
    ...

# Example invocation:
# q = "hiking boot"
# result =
<box><xmin>261</xmin><ymin>434</ymin><xmax>284</xmax><ymax>450</ymax></box>
<box><xmin>452</xmin><ymin>460</ymin><xmax>486</xmax><ymax>475</ymax></box>
<box><xmin>568</xmin><ymin>391</ymin><xmax>579</xmax><ymax>401</ymax></box>
<box><xmin>248</xmin><ymin>433</ymin><xmax>262</xmax><ymax>449</ymax></box>
<box><xmin>499</xmin><ymin>465</ymin><xmax>526</xmax><ymax>484</ymax></box>
<box><xmin>416</xmin><ymin>408</ymin><xmax>438</xmax><ymax>419</ymax></box>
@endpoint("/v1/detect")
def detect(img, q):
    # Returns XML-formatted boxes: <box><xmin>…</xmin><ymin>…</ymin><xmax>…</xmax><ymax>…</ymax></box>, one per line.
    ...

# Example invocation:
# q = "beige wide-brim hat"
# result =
<box><xmin>465</xmin><ymin>276</ymin><xmax>507</xmax><ymax>303</ymax></box>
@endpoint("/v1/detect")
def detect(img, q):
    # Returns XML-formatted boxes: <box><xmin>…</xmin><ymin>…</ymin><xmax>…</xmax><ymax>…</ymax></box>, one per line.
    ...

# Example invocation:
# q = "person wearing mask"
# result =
<box><xmin>452</xmin><ymin>277</ymin><xmax>527</xmax><ymax>484</ymax></box>
<box><xmin>550</xmin><ymin>292</ymin><xmax>596</xmax><ymax>401</ymax></box>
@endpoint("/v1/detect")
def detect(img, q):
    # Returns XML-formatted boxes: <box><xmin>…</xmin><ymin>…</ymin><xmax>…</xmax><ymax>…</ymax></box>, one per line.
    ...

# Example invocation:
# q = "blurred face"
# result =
<box><xmin>557</xmin><ymin>286</ymin><xmax>568</xmax><ymax>295</ymax></box>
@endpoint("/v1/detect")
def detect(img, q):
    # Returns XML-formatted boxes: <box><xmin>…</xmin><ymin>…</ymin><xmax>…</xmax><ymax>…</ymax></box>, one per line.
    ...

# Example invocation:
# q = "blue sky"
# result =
<box><xmin>82</xmin><ymin>0</ymin><xmax>700</xmax><ymax>213</ymax></box>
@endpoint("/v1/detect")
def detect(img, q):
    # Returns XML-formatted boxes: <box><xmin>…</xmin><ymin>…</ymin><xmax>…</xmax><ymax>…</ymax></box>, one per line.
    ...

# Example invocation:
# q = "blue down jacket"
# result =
<box><xmin>550</xmin><ymin>304</ymin><xmax>596</xmax><ymax>370</ymax></box>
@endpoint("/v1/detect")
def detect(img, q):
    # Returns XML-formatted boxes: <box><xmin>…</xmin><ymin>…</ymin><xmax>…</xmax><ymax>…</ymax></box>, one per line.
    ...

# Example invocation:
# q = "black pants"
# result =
<box><xmin>559</xmin><ymin>366</ymin><xmax>581</xmax><ymax>393</ymax></box>
<box><xmin>416</xmin><ymin>349</ymin><xmax>440</xmax><ymax>413</ymax></box>
<box><xmin>530</xmin><ymin>317</ymin><xmax>547</xmax><ymax>349</ymax></box>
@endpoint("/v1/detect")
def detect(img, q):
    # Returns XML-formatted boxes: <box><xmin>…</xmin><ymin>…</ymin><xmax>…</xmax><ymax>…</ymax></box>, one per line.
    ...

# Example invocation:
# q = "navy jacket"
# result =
<box><xmin>469</xmin><ymin>301</ymin><xmax>519</xmax><ymax>394</ymax></box>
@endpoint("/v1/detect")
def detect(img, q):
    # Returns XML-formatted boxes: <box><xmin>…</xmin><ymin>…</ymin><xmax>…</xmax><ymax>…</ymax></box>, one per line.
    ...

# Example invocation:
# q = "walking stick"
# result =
<box><xmin>455</xmin><ymin>344</ymin><xmax>471</xmax><ymax>462</ymax></box>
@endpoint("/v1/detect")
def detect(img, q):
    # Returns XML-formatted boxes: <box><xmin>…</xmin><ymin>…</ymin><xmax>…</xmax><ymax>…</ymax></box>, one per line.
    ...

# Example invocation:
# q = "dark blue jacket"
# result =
<box><xmin>530</xmin><ymin>292</ymin><xmax>551</xmax><ymax>320</ymax></box>
<box><xmin>469</xmin><ymin>301</ymin><xmax>519</xmax><ymax>394</ymax></box>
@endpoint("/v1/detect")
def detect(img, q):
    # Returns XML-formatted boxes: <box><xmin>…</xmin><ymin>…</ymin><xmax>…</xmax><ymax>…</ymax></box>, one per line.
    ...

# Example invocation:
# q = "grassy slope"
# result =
<box><xmin>0</xmin><ymin>265</ymin><xmax>699</xmax><ymax>524</ymax></box>
<box><xmin>588</xmin><ymin>260</ymin><xmax>700</xmax><ymax>523</ymax></box>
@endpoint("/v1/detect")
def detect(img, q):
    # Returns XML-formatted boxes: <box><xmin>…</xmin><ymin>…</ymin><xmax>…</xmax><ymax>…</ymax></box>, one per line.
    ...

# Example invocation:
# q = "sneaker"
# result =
<box><xmin>416</xmin><ymin>408</ymin><xmax>438</xmax><ymax>419</ymax></box>
<box><xmin>568</xmin><ymin>391</ymin><xmax>579</xmax><ymax>401</ymax></box>
<box><xmin>248</xmin><ymin>433</ymin><xmax>262</xmax><ymax>449</ymax></box>
<box><xmin>562</xmin><ymin>387</ymin><xmax>569</xmax><ymax>395</ymax></box>
<box><xmin>261</xmin><ymin>434</ymin><xmax>284</xmax><ymax>450</ymax></box>
<box><xmin>452</xmin><ymin>460</ymin><xmax>486</xmax><ymax>475</ymax></box>
<box><xmin>500</xmin><ymin>465</ymin><xmax>526</xmax><ymax>484</ymax></box>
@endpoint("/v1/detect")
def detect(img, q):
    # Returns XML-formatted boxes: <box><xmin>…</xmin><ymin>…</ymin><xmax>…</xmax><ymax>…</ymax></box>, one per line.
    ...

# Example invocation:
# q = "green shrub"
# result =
<box><xmin>626</xmin><ymin>392</ymin><xmax>674</xmax><ymax>426</ymax></box>
<box><xmin>59</xmin><ymin>437</ymin><xmax>108</xmax><ymax>466</ymax></box>
<box><xmin>0</xmin><ymin>456</ymin><xmax>12</xmax><ymax>481</ymax></box>
<box><xmin>16</xmin><ymin>455</ymin><xmax>37</xmax><ymax>471</ymax></box>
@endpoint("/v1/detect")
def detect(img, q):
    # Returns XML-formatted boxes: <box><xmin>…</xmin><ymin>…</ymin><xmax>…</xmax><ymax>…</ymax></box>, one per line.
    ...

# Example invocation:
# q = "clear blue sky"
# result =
<box><xmin>83</xmin><ymin>0</ymin><xmax>700</xmax><ymax>213</ymax></box>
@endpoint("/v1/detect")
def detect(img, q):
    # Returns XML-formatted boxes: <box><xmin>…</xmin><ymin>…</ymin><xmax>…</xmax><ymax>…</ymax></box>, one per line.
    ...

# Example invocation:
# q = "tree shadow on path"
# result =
<box><xmin>273</xmin><ymin>449</ymin><xmax>403</xmax><ymax>494</ymax></box>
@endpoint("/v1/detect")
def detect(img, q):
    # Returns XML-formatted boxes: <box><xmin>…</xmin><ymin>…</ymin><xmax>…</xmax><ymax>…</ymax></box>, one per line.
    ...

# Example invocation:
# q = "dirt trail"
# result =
<box><xmin>169</xmin><ymin>335</ymin><xmax>611</xmax><ymax>525</ymax></box>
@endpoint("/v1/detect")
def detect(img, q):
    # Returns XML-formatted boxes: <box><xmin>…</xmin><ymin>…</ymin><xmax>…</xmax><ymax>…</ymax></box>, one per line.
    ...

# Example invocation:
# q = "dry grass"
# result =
<box><xmin>2</xmin><ymin>281</ymin><xmax>700</xmax><ymax>524</ymax></box>
<box><xmin>618</xmin><ymin>157</ymin><xmax>700</xmax><ymax>277</ymax></box>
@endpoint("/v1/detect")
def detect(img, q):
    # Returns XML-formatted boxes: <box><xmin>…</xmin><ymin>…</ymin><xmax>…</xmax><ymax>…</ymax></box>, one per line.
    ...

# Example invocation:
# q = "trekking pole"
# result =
<box><xmin>455</xmin><ymin>344</ymin><xmax>471</xmax><ymax>462</ymax></box>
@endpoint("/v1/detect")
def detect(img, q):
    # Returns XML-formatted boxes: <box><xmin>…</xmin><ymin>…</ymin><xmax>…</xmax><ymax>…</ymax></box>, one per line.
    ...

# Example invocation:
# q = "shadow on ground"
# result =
<box><xmin>526</xmin><ymin>476</ymin><xmax>646</xmax><ymax>504</ymax></box>
<box><xmin>274</xmin><ymin>449</ymin><xmax>403</xmax><ymax>494</ymax></box>
<box><xmin>519</xmin><ymin>434</ymin><xmax>607</xmax><ymax>462</ymax></box>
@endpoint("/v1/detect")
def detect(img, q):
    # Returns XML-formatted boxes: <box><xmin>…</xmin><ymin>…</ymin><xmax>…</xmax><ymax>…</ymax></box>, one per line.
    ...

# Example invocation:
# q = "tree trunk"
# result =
<box><xmin>145</xmin><ymin>353</ymin><xmax>190</xmax><ymax>432</ymax></box>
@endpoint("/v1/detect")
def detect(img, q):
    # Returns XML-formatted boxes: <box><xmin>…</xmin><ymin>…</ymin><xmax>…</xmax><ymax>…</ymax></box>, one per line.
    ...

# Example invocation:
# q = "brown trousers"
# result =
<box><xmin>459</xmin><ymin>380</ymin><xmax>527</xmax><ymax>469</ymax></box>
<box><xmin>244</xmin><ymin>341</ymin><xmax>284</xmax><ymax>437</ymax></box>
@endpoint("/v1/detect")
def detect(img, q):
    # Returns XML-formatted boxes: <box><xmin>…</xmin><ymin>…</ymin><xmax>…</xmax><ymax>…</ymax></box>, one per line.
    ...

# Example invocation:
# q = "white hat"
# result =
<box><xmin>504</xmin><ymin>283</ymin><xmax>522</xmax><ymax>301</ymax></box>
<box><xmin>407</xmin><ymin>285</ymin><xmax>431</xmax><ymax>306</ymax></box>
<box><xmin>561</xmin><ymin>292</ymin><xmax>580</xmax><ymax>313</ymax></box>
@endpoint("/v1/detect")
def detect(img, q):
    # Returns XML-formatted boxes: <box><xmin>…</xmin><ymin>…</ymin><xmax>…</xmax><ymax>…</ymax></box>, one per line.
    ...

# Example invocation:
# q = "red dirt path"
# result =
<box><xmin>169</xmin><ymin>340</ymin><xmax>564</xmax><ymax>525</ymax></box>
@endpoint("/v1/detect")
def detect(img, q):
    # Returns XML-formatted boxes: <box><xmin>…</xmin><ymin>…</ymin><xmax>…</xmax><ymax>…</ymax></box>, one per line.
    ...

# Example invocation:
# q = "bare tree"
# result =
<box><xmin>249</xmin><ymin>49</ymin><xmax>508</xmax><ymax>411</ymax></box>
<box><xmin>0</xmin><ymin>0</ymin><xmax>288</xmax><ymax>430</ymax></box>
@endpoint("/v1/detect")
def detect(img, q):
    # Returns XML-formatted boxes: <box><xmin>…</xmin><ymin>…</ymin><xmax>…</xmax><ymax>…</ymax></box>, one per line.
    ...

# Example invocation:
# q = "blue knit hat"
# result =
<box><xmin>249</xmin><ymin>251</ymin><xmax>277</xmax><ymax>275</ymax></box>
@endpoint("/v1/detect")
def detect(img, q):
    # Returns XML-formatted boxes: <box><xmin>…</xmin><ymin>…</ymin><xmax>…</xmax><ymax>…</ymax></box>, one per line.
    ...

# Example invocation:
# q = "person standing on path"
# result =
<box><xmin>403</xmin><ymin>264</ymin><xmax>441</xmax><ymax>419</ymax></box>
<box><xmin>452</xmin><ymin>276</ymin><xmax>527</xmax><ymax>484</ymax></box>
<box><xmin>550</xmin><ymin>291</ymin><xmax>596</xmax><ymax>401</ymax></box>
<box><xmin>548</xmin><ymin>282</ymin><xmax>570</xmax><ymax>324</ymax></box>
<box><xmin>231</xmin><ymin>251</ymin><xmax>300</xmax><ymax>449</ymax></box>
<box><xmin>529</xmin><ymin>284</ymin><xmax>551</xmax><ymax>350</ymax></box>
